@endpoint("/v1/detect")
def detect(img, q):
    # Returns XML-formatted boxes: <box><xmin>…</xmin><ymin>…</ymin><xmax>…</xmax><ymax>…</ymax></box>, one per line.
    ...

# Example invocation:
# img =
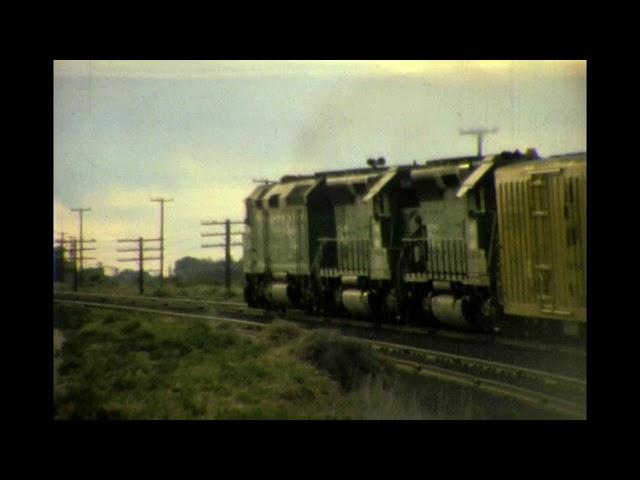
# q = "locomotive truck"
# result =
<box><xmin>242</xmin><ymin>150</ymin><xmax>586</xmax><ymax>336</ymax></box>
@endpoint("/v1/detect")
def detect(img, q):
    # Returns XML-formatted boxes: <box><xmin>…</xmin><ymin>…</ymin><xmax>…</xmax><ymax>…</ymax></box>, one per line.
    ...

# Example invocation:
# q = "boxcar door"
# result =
<box><xmin>528</xmin><ymin>170</ymin><xmax>560</xmax><ymax>313</ymax></box>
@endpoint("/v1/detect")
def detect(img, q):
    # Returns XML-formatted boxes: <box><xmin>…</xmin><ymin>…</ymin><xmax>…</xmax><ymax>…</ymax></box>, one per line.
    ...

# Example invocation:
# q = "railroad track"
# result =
<box><xmin>54</xmin><ymin>296</ymin><xmax>586</xmax><ymax>419</ymax></box>
<box><xmin>53</xmin><ymin>290</ymin><xmax>585</xmax><ymax>359</ymax></box>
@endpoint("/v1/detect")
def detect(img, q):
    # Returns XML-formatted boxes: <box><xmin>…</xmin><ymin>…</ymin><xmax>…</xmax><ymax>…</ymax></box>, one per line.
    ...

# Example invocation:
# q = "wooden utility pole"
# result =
<box><xmin>70</xmin><ymin>207</ymin><xmax>96</xmax><ymax>284</ymax></box>
<box><xmin>54</xmin><ymin>234</ymin><xmax>84</xmax><ymax>290</ymax></box>
<box><xmin>53</xmin><ymin>231</ymin><xmax>68</xmax><ymax>282</ymax></box>
<box><xmin>459</xmin><ymin>127</ymin><xmax>499</xmax><ymax>157</ymax></box>
<box><xmin>72</xmin><ymin>238</ymin><xmax>78</xmax><ymax>292</ymax></box>
<box><xmin>150</xmin><ymin>197</ymin><xmax>173</xmax><ymax>284</ymax></box>
<box><xmin>201</xmin><ymin>219</ymin><xmax>244</xmax><ymax>291</ymax></box>
<box><xmin>117</xmin><ymin>237</ymin><xmax>162</xmax><ymax>294</ymax></box>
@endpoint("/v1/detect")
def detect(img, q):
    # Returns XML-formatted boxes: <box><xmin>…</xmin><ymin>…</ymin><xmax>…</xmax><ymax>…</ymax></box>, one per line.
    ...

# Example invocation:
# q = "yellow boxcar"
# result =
<box><xmin>495</xmin><ymin>153</ymin><xmax>586</xmax><ymax>323</ymax></box>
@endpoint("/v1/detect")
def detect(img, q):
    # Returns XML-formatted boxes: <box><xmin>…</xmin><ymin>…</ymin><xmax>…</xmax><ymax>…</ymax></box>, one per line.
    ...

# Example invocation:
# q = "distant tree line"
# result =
<box><xmin>173</xmin><ymin>256</ymin><xmax>243</xmax><ymax>286</ymax></box>
<box><xmin>54</xmin><ymin>247</ymin><xmax>243</xmax><ymax>287</ymax></box>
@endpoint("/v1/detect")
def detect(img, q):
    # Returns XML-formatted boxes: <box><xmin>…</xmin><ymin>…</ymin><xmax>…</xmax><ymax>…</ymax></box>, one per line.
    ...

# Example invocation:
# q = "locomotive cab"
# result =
<box><xmin>401</xmin><ymin>151</ymin><xmax>530</xmax><ymax>330</ymax></box>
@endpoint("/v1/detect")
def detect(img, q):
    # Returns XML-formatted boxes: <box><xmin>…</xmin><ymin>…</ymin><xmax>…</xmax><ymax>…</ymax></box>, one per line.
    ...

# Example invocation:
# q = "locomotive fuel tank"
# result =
<box><xmin>428</xmin><ymin>294</ymin><xmax>473</xmax><ymax>329</ymax></box>
<box><xmin>265</xmin><ymin>282</ymin><xmax>297</xmax><ymax>308</ymax></box>
<box><xmin>341</xmin><ymin>288</ymin><xmax>373</xmax><ymax>317</ymax></box>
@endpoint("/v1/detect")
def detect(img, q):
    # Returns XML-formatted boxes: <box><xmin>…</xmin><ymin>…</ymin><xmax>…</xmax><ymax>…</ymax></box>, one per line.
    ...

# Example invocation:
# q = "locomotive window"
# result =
<box><xmin>415</xmin><ymin>178</ymin><xmax>444</xmax><ymax>201</ymax></box>
<box><xmin>268</xmin><ymin>194</ymin><xmax>280</xmax><ymax>208</ymax></box>
<box><xmin>422</xmin><ymin>189</ymin><xmax>444</xmax><ymax>201</ymax></box>
<box><xmin>327</xmin><ymin>185</ymin><xmax>355</xmax><ymax>205</ymax></box>
<box><xmin>442</xmin><ymin>174</ymin><xmax>460</xmax><ymax>188</ymax></box>
<box><xmin>353</xmin><ymin>183</ymin><xmax>367</xmax><ymax>195</ymax></box>
<box><xmin>287</xmin><ymin>185</ymin><xmax>309</xmax><ymax>206</ymax></box>
<box><xmin>474</xmin><ymin>188</ymin><xmax>485</xmax><ymax>212</ymax></box>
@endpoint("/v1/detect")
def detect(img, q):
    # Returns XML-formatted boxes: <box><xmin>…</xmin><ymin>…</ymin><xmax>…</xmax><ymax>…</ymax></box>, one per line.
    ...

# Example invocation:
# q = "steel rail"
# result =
<box><xmin>53</xmin><ymin>299</ymin><xmax>266</xmax><ymax>330</ymax></box>
<box><xmin>364</xmin><ymin>338</ymin><xmax>586</xmax><ymax>392</ymax></box>
<box><xmin>54</xmin><ymin>291</ymin><xmax>245</xmax><ymax>307</ymax></box>
<box><xmin>53</xmin><ymin>290</ymin><xmax>585</xmax><ymax>358</ymax></box>
<box><xmin>54</xmin><ymin>298</ymin><xmax>585</xmax><ymax>418</ymax></box>
<box><xmin>385</xmin><ymin>356</ymin><xmax>585</xmax><ymax>419</ymax></box>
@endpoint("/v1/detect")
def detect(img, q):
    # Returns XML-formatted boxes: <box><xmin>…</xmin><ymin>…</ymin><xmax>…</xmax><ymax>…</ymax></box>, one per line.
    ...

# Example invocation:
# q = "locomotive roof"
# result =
<box><xmin>313</xmin><ymin>155</ymin><xmax>478</xmax><ymax>178</ymax></box>
<box><xmin>254</xmin><ymin>150</ymin><xmax>548</xmax><ymax>202</ymax></box>
<box><xmin>246</xmin><ymin>176</ymin><xmax>322</xmax><ymax>207</ymax></box>
<box><xmin>547</xmin><ymin>152</ymin><xmax>586</xmax><ymax>161</ymax></box>
<box><xmin>495</xmin><ymin>151</ymin><xmax>586</xmax><ymax>173</ymax></box>
<box><xmin>246</xmin><ymin>183</ymin><xmax>272</xmax><ymax>202</ymax></box>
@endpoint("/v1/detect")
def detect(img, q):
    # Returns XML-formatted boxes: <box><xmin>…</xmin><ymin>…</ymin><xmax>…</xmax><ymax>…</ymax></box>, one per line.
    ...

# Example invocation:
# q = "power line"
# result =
<box><xmin>201</xmin><ymin>219</ymin><xmax>244</xmax><ymax>291</ymax></box>
<box><xmin>70</xmin><ymin>207</ymin><xmax>94</xmax><ymax>285</ymax></box>
<box><xmin>54</xmin><ymin>235</ymin><xmax>82</xmax><ymax>291</ymax></box>
<box><xmin>117</xmin><ymin>237</ymin><xmax>162</xmax><ymax>294</ymax></box>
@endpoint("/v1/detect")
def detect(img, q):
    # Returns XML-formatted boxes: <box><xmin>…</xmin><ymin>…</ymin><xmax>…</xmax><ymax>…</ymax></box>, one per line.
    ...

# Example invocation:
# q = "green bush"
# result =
<box><xmin>120</xmin><ymin>321</ymin><xmax>141</xmax><ymax>334</ymax></box>
<box><xmin>223</xmin><ymin>290</ymin><xmax>238</xmax><ymax>300</ymax></box>
<box><xmin>103</xmin><ymin>313</ymin><xmax>126</xmax><ymax>324</ymax></box>
<box><xmin>207</xmin><ymin>287</ymin><xmax>219</xmax><ymax>296</ymax></box>
<box><xmin>261</xmin><ymin>320</ymin><xmax>304</xmax><ymax>346</ymax></box>
<box><xmin>54</xmin><ymin>307</ymin><xmax>90</xmax><ymax>330</ymax></box>
<box><xmin>295</xmin><ymin>330</ymin><xmax>385</xmax><ymax>391</ymax></box>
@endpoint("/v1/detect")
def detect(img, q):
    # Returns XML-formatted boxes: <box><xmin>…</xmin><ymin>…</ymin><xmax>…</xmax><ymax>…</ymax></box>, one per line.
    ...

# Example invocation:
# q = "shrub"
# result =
<box><xmin>295</xmin><ymin>330</ymin><xmax>385</xmax><ymax>391</ymax></box>
<box><xmin>222</xmin><ymin>289</ymin><xmax>239</xmax><ymax>299</ymax></box>
<box><xmin>261</xmin><ymin>320</ymin><xmax>304</xmax><ymax>346</ymax></box>
<box><xmin>103</xmin><ymin>313</ymin><xmax>126</xmax><ymax>324</ymax></box>
<box><xmin>182</xmin><ymin>322</ymin><xmax>242</xmax><ymax>353</ymax></box>
<box><xmin>120</xmin><ymin>321</ymin><xmax>142</xmax><ymax>334</ymax></box>
<box><xmin>153</xmin><ymin>288</ymin><xmax>169</xmax><ymax>298</ymax></box>
<box><xmin>55</xmin><ymin>307</ymin><xmax>90</xmax><ymax>330</ymax></box>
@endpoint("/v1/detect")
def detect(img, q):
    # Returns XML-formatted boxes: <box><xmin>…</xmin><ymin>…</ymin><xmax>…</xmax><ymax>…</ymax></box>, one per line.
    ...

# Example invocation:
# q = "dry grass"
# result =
<box><xmin>53</xmin><ymin>303</ymin><xmax>511</xmax><ymax>420</ymax></box>
<box><xmin>53</xmin><ymin>305</ymin><xmax>347</xmax><ymax>419</ymax></box>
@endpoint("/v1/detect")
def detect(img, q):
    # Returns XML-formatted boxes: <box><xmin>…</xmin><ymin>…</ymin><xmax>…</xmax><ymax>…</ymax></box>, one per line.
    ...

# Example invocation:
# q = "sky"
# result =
<box><xmin>53</xmin><ymin>60</ymin><xmax>586</xmax><ymax>275</ymax></box>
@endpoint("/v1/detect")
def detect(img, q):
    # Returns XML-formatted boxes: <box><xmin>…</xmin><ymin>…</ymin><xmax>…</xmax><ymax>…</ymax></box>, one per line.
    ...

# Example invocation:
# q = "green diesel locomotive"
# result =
<box><xmin>242</xmin><ymin>150</ymin><xmax>586</xmax><ymax>335</ymax></box>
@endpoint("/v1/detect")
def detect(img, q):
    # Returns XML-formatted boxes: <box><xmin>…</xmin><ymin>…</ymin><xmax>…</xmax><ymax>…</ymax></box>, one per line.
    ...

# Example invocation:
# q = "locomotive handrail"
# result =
<box><xmin>402</xmin><ymin>237</ymin><xmax>468</xmax><ymax>280</ymax></box>
<box><xmin>401</xmin><ymin>236</ymin><xmax>464</xmax><ymax>242</ymax></box>
<box><xmin>317</xmin><ymin>237</ymin><xmax>371</xmax><ymax>241</ymax></box>
<box><xmin>310</xmin><ymin>240</ymin><xmax>326</xmax><ymax>277</ymax></box>
<box><xmin>316</xmin><ymin>237</ymin><xmax>371</xmax><ymax>274</ymax></box>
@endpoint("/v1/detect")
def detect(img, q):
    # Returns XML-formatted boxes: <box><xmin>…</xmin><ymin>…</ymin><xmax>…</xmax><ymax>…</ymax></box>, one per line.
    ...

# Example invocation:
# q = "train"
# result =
<box><xmin>242</xmin><ymin>149</ymin><xmax>586</xmax><ymax>336</ymax></box>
